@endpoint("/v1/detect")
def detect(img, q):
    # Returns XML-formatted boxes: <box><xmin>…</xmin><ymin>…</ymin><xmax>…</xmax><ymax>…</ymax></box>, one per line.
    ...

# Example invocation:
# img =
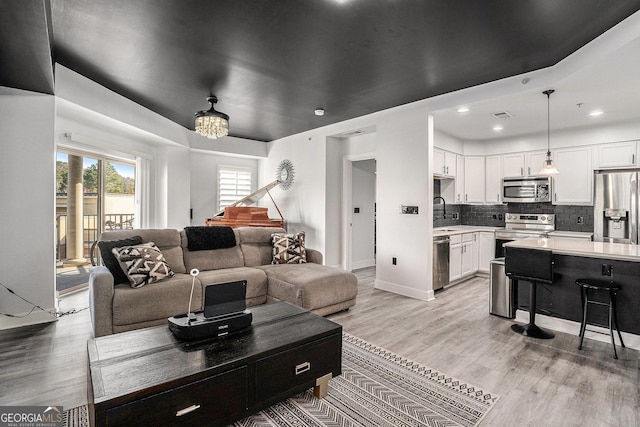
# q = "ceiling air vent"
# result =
<box><xmin>341</xmin><ymin>130</ymin><xmax>364</xmax><ymax>137</ymax></box>
<box><xmin>492</xmin><ymin>111</ymin><xmax>514</xmax><ymax>120</ymax></box>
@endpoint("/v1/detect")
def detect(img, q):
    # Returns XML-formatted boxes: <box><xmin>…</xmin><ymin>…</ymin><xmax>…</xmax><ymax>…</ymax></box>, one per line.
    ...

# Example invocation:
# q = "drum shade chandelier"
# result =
<box><xmin>539</xmin><ymin>89</ymin><xmax>559</xmax><ymax>175</ymax></box>
<box><xmin>195</xmin><ymin>96</ymin><xmax>229</xmax><ymax>139</ymax></box>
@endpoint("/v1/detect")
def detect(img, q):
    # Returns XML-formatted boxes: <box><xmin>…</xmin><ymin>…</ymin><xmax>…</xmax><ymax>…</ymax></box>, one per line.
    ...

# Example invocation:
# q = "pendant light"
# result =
<box><xmin>539</xmin><ymin>89</ymin><xmax>559</xmax><ymax>175</ymax></box>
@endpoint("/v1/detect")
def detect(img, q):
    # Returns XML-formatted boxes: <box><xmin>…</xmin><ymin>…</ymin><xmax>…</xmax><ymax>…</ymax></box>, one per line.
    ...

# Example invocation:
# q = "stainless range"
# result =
<box><xmin>494</xmin><ymin>213</ymin><xmax>555</xmax><ymax>258</ymax></box>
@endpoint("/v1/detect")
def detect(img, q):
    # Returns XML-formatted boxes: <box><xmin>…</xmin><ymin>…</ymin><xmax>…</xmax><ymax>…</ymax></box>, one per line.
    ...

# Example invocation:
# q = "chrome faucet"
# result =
<box><xmin>433</xmin><ymin>196</ymin><xmax>446</xmax><ymax>219</ymax></box>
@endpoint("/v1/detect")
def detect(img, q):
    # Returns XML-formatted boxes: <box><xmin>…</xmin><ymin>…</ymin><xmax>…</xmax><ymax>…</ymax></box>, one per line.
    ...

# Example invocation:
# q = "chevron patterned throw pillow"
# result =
<box><xmin>112</xmin><ymin>242</ymin><xmax>175</xmax><ymax>288</ymax></box>
<box><xmin>271</xmin><ymin>232</ymin><xmax>307</xmax><ymax>264</ymax></box>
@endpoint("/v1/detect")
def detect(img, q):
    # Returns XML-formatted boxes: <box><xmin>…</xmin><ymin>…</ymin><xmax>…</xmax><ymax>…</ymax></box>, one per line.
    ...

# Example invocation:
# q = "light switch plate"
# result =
<box><xmin>401</xmin><ymin>205</ymin><xmax>419</xmax><ymax>214</ymax></box>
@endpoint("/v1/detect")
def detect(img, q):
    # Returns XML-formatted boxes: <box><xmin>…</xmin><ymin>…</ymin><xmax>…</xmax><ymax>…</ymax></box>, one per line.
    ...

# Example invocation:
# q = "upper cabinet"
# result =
<box><xmin>454</xmin><ymin>154</ymin><xmax>465</xmax><ymax>204</ymax></box>
<box><xmin>552</xmin><ymin>146</ymin><xmax>593</xmax><ymax>205</ymax></box>
<box><xmin>502</xmin><ymin>153</ymin><xmax>525</xmax><ymax>177</ymax></box>
<box><xmin>502</xmin><ymin>150</ymin><xmax>548</xmax><ymax>177</ymax></box>
<box><xmin>434</xmin><ymin>148</ymin><xmax>456</xmax><ymax>178</ymax></box>
<box><xmin>595</xmin><ymin>141</ymin><xmax>638</xmax><ymax>169</ymax></box>
<box><xmin>464</xmin><ymin>156</ymin><xmax>485</xmax><ymax>203</ymax></box>
<box><xmin>524</xmin><ymin>151</ymin><xmax>548</xmax><ymax>176</ymax></box>
<box><xmin>485</xmin><ymin>155</ymin><xmax>502</xmax><ymax>204</ymax></box>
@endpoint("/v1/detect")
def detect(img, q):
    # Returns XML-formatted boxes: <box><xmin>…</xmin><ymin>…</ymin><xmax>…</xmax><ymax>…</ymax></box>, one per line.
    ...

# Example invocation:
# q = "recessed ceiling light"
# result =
<box><xmin>314</xmin><ymin>108</ymin><xmax>325</xmax><ymax>116</ymax></box>
<box><xmin>589</xmin><ymin>110</ymin><xmax>604</xmax><ymax>117</ymax></box>
<box><xmin>493</xmin><ymin>125</ymin><xmax>504</xmax><ymax>132</ymax></box>
<box><xmin>457</xmin><ymin>107</ymin><xmax>470</xmax><ymax>113</ymax></box>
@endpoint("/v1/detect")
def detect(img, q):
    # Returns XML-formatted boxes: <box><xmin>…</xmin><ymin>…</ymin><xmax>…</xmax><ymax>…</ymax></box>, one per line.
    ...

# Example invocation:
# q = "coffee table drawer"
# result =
<box><xmin>255</xmin><ymin>335</ymin><xmax>341</xmax><ymax>401</ymax></box>
<box><xmin>104</xmin><ymin>366</ymin><xmax>247</xmax><ymax>426</ymax></box>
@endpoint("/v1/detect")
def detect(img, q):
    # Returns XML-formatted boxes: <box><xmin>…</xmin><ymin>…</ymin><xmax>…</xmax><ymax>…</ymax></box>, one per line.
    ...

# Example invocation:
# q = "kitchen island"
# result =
<box><xmin>504</xmin><ymin>238</ymin><xmax>640</xmax><ymax>342</ymax></box>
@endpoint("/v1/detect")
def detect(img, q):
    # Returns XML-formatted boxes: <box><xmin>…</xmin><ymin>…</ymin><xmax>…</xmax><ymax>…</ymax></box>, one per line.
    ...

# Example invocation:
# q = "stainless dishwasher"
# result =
<box><xmin>432</xmin><ymin>235</ymin><xmax>450</xmax><ymax>290</ymax></box>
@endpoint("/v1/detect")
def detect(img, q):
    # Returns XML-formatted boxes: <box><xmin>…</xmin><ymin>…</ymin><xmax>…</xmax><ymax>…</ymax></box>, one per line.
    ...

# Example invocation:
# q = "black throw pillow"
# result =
<box><xmin>97</xmin><ymin>236</ymin><xmax>143</xmax><ymax>285</ymax></box>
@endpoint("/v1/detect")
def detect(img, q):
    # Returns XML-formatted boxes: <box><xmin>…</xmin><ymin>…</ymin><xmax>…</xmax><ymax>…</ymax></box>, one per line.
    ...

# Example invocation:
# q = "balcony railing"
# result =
<box><xmin>56</xmin><ymin>214</ymin><xmax>134</xmax><ymax>261</ymax></box>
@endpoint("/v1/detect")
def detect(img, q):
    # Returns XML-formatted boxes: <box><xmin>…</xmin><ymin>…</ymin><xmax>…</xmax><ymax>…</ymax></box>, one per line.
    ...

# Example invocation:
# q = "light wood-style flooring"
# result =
<box><xmin>1</xmin><ymin>268</ymin><xmax>638</xmax><ymax>426</ymax></box>
<box><xmin>330</xmin><ymin>268</ymin><xmax>640</xmax><ymax>427</ymax></box>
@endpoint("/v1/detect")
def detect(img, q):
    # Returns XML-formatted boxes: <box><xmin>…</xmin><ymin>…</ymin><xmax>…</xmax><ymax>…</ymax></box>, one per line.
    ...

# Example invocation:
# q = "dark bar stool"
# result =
<box><xmin>505</xmin><ymin>246</ymin><xmax>557</xmax><ymax>339</ymax></box>
<box><xmin>575</xmin><ymin>278</ymin><xmax>625</xmax><ymax>359</ymax></box>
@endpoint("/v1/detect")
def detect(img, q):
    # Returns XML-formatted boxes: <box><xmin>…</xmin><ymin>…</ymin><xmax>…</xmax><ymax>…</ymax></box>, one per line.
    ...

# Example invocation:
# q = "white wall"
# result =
<box><xmin>264</xmin><ymin>132</ymin><xmax>328</xmax><ymax>256</ymax></box>
<box><xmin>344</xmin><ymin>132</ymin><xmax>376</xmax><ymax>155</ymax></box>
<box><xmin>434</xmin><ymin>130</ymin><xmax>464</xmax><ymax>154</ymax></box>
<box><xmin>351</xmin><ymin>160</ymin><xmax>376</xmax><ymax>269</ymax></box>
<box><xmin>464</xmin><ymin>119</ymin><xmax>640</xmax><ymax>156</ymax></box>
<box><xmin>374</xmin><ymin>107</ymin><xmax>432</xmax><ymax>300</ymax></box>
<box><xmin>0</xmin><ymin>90</ymin><xmax>57</xmax><ymax>329</ymax></box>
<box><xmin>190</xmin><ymin>152</ymin><xmax>260</xmax><ymax>226</ymax></box>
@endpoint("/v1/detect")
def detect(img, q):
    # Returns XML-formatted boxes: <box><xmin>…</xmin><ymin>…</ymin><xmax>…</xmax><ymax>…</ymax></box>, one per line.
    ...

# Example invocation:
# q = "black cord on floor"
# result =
<box><xmin>0</xmin><ymin>281</ymin><xmax>87</xmax><ymax>318</ymax></box>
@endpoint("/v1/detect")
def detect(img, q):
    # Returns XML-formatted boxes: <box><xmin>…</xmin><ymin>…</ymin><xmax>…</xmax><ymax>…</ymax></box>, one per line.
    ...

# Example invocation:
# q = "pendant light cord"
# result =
<box><xmin>543</xmin><ymin>89</ymin><xmax>554</xmax><ymax>156</ymax></box>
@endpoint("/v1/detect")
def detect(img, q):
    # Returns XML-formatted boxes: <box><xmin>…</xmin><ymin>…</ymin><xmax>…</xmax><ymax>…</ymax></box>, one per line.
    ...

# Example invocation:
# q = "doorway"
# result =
<box><xmin>55</xmin><ymin>150</ymin><xmax>136</xmax><ymax>293</ymax></box>
<box><xmin>342</xmin><ymin>152</ymin><xmax>376</xmax><ymax>272</ymax></box>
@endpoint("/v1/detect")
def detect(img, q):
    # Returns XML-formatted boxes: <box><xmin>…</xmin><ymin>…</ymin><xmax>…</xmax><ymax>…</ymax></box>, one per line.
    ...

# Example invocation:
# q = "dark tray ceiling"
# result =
<box><xmin>3</xmin><ymin>1</ymin><xmax>640</xmax><ymax>141</ymax></box>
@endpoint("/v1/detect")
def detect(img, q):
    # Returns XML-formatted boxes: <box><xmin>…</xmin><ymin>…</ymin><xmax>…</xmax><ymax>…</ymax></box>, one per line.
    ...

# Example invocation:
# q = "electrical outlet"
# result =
<box><xmin>602</xmin><ymin>264</ymin><xmax>613</xmax><ymax>276</ymax></box>
<box><xmin>392</xmin><ymin>257</ymin><xmax>397</xmax><ymax>265</ymax></box>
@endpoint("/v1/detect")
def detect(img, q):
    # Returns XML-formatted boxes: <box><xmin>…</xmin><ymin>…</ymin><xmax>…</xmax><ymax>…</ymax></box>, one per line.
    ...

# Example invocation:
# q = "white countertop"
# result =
<box><xmin>433</xmin><ymin>226</ymin><xmax>503</xmax><ymax>237</ymax></box>
<box><xmin>504</xmin><ymin>237</ymin><xmax>640</xmax><ymax>262</ymax></box>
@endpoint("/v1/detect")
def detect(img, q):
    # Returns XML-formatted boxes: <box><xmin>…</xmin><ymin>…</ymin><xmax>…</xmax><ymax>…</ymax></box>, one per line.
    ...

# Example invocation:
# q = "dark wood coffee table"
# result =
<box><xmin>87</xmin><ymin>302</ymin><xmax>342</xmax><ymax>426</ymax></box>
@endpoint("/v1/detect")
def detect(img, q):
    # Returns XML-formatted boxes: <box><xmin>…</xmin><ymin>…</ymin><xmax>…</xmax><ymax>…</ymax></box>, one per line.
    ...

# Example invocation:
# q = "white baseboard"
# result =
<box><xmin>352</xmin><ymin>259</ymin><xmax>375</xmax><ymax>270</ymax></box>
<box><xmin>515</xmin><ymin>310</ymin><xmax>640</xmax><ymax>351</ymax></box>
<box><xmin>0</xmin><ymin>310</ymin><xmax>57</xmax><ymax>331</ymax></box>
<box><xmin>374</xmin><ymin>279</ymin><xmax>435</xmax><ymax>301</ymax></box>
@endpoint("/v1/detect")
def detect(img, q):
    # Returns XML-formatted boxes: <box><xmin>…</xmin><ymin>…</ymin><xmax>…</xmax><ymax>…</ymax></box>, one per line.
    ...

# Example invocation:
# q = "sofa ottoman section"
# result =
<box><xmin>195</xmin><ymin>267</ymin><xmax>268</xmax><ymax>307</ymax></box>
<box><xmin>112</xmin><ymin>273</ymin><xmax>201</xmax><ymax>334</ymax></box>
<box><xmin>258</xmin><ymin>264</ymin><xmax>358</xmax><ymax>316</ymax></box>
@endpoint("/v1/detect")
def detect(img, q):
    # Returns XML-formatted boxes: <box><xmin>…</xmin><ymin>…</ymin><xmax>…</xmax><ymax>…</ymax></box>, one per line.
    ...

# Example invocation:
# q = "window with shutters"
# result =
<box><xmin>218</xmin><ymin>166</ymin><xmax>252</xmax><ymax>210</ymax></box>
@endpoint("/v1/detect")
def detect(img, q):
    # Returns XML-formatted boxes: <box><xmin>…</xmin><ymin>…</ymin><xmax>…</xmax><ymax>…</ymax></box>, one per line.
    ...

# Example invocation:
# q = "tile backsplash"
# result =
<box><xmin>433</xmin><ymin>202</ymin><xmax>594</xmax><ymax>232</ymax></box>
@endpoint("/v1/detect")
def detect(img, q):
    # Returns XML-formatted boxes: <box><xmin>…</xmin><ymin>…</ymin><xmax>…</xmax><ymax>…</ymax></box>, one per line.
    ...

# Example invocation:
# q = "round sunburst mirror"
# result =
<box><xmin>276</xmin><ymin>159</ymin><xmax>295</xmax><ymax>190</ymax></box>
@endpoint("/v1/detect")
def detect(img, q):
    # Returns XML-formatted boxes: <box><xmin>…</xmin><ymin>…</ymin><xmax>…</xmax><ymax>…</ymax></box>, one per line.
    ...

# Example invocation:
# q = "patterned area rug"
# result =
<box><xmin>63</xmin><ymin>405</ymin><xmax>89</xmax><ymax>427</ymax></box>
<box><xmin>233</xmin><ymin>333</ymin><xmax>499</xmax><ymax>426</ymax></box>
<box><xmin>65</xmin><ymin>333</ymin><xmax>499</xmax><ymax>426</ymax></box>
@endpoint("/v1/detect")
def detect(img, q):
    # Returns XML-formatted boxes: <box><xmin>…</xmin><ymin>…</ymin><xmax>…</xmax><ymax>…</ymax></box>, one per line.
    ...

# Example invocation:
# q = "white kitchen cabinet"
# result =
<box><xmin>595</xmin><ymin>141</ymin><xmax>637</xmax><ymax>169</ymax></box>
<box><xmin>449</xmin><ymin>233</ymin><xmax>478</xmax><ymax>282</ymax></box>
<box><xmin>461</xmin><ymin>233</ymin><xmax>477</xmax><ymax>277</ymax></box>
<box><xmin>454</xmin><ymin>154</ymin><xmax>465</xmax><ymax>204</ymax></box>
<box><xmin>477</xmin><ymin>231</ymin><xmax>495</xmax><ymax>273</ymax></box>
<box><xmin>464</xmin><ymin>156</ymin><xmax>485</xmax><ymax>203</ymax></box>
<box><xmin>485</xmin><ymin>155</ymin><xmax>502</xmax><ymax>204</ymax></box>
<box><xmin>525</xmin><ymin>150</ymin><xmax>548</xmax><ymax>176</ymax></box>
<box><xmin>552</xmin><ymin>146</ymin><xmax>593</xmax><ymax>205</ymax></box>
<box><xmin>434</xmin><ymin>148</ymin><xmax>456</xmax><ymax>177</ymax></box>
<box><xmin>502</xmin><ymin>153</ymin><xmax>525</xmax><ymax>177</ymax></box>
<box><xmin>449</xmin><ymin>234</ymin><xmax>462</xmax><ymax>282</ymax></box>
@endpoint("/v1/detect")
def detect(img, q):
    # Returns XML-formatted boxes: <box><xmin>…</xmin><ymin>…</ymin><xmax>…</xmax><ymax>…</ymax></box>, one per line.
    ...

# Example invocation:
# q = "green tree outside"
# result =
<box><xmin>57</xmin><ymin>161</ymin><xmax>134</xmax><ymax>194</ymax></box>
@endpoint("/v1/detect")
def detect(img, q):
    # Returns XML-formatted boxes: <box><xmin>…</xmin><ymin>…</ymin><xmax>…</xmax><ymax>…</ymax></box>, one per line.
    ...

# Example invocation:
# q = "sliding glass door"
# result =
<box><xmin>56</xmin><ymin>151</ymin><xmax>136</xmax><ymax>266</ymax></box>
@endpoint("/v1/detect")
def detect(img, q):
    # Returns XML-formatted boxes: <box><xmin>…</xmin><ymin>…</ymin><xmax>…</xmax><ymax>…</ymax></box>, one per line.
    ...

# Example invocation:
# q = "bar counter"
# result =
<box><xmin>504</xmin><ymin>238</ymin><xmax>640</xmax><ymax>337</ymax></box>
<box><xmin>504</xmin><ymin>237</ymin><xmax>640</xmax><ymax>261</ymax></box>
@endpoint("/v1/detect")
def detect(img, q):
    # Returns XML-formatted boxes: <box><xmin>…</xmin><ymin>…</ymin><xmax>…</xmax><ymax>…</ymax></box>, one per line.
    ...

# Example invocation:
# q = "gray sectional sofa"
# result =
<box><xmin>88</xmin><ymin>227</ymin><xmax>358</xmax><ymax>337</ymax></box>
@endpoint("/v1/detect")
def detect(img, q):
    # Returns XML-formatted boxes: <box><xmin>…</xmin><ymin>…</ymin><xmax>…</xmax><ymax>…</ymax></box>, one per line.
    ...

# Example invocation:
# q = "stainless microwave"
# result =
<box><xmin>502</xmin><ymin>176</ymin><xmax>552</xmax><ymax>203</ymax></box>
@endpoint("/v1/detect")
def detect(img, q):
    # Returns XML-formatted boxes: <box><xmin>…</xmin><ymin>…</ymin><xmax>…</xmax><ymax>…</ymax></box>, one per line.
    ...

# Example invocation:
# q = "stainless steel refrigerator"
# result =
<box><xmin>594</xmin><ymin>170</ymin><xmax>639</xmax><ymax>244</ymax></box>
